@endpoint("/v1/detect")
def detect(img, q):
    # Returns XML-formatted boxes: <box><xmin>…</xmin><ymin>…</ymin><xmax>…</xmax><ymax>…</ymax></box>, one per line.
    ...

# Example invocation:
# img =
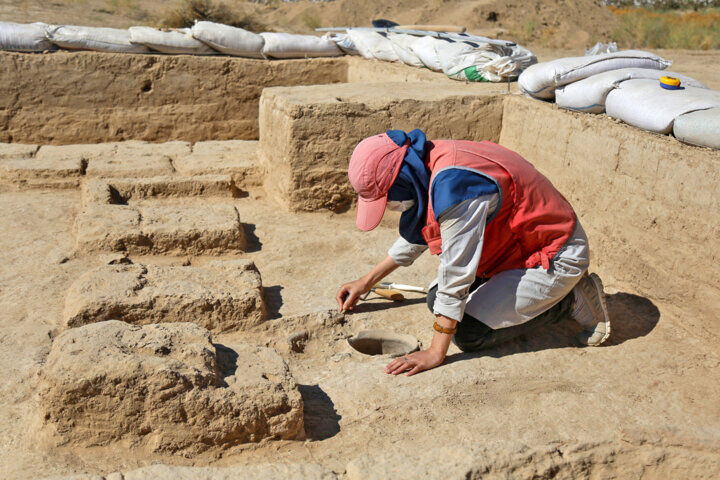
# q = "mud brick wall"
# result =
<box><xmin>258</xmin><ymin>81</ymin><xmax>507</xmax><ymax>212</ymax></box>
<box><xmin>0</xmin><ymin>52</ymin><xmax>348</xmax><ymax>145</ymax></box>
<box><xmin>500</xmin><ymin>95</ymin><xmax>720</xmax><ymax>343</ymax></box>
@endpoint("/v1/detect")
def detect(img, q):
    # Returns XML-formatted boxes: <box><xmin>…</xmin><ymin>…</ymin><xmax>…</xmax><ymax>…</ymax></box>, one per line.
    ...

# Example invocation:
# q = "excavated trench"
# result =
<box><xmin>1</xmin><ymin>51</ymin><xmax>718</xmax><ymax>479</ymax></box>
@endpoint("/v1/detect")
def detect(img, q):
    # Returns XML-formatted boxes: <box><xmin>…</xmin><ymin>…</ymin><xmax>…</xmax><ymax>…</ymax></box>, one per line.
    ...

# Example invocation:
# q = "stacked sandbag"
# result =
<box><xmin>346</xmin><ymin>29</ymin><xmax>399</xmax><ymax>62</ymax></box>
<box><xmin>191</xmin><ymin>21</ymin><xmax>264</xmax><ymax>58</ymax></box>
<box><xmin>0</xmin><ymin>21</ymin><xmax>56</xmax><ymax>52</ymax></box>
<box><xmin>129</xmin><ymin>26</ymin><xmax>216</xmax><ymax>55</ymax></box>
<box><xmin>260</xmin><ymin>32</ymin><xmax>341</xmax><ymax>59</ymax></box>
<box><xmin>605</xmin><ymin>79</ymin><xmax>720</xmax><ymax>134</ymax></box>
<box><xmin>322</xmin><ymin>32</ymin><xmax>359</xmax><ymax>56</ymax></box>
<box><xmin>673</xmin><ymin>108</ymin><xmax>720</xmax><ymax>150</ymax></box>
<box><xmin>45</xmin><ymin>25</ymin><xmax>149</xmax><ymax>53</ymax></box>
<box><xmin>387</xmin><ymin>33</ymin><xmax>424</xmax><ymax>67</ymax></box>
<box><xmin>410</xmin><ymin>36</ymin><xmax>475</xmax><ymax>71</ymax></box>
<box><xmin>556</xmin><ymin>68</ymin><xmax>707</xmax><ymax>113</ymax></box>
<box><xmin>519</xmin><ymin>50</ymin><xmax>672</xmax><ymax>100</ymax></box>
<box><xmin>445</xmin><ymin>43</ymin><xmax>537</xmax><ymax>82</ymax></box>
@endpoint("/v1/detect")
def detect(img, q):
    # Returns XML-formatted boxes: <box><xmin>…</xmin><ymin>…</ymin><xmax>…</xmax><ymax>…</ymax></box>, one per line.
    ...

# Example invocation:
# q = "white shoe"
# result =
<box><xmin>571</xmin><ymin>272</ymin><xmax>611</xmax><ymax>346</ymax></box>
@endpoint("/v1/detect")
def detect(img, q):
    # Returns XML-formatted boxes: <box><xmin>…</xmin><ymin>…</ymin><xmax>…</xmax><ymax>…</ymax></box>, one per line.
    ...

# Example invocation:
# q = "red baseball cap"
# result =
<box><xmin>348</xmin><ymin>133</ymin><xmax>408</xmax><ymax>231</ymax></box>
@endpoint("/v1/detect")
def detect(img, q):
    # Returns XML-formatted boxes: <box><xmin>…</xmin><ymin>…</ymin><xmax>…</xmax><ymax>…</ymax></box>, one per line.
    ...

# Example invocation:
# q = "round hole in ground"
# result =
<box><xmin>347</xmin><ymin>330</ymin><xmax>419</xmax><ymax>357</ymax></box>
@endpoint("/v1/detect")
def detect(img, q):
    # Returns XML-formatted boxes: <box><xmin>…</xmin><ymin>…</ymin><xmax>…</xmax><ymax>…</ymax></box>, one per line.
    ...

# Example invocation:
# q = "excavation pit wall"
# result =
<box><xmin>0</xmin><ymin>52</ymin><xmax>472</xmax><ymax>146</ymax></box>
<box><xmin>257</xmin><ymin>84</ymin><xmax>719</xmax><ymax>344</ymax></box>
<box><xmin>0</xmin><ymin>52</ymin><xmax>348</xmax><ymax>145</ymax></box>
<box><xmin>498</xmin><ymin>96</ymin><xmax>720</xmax><ymax>343</ymax></box>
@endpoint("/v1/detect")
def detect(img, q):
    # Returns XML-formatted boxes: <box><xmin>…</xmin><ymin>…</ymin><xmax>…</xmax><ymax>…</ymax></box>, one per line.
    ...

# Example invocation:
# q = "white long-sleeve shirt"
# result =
<box><xmin>387</xmin><ymin>194</ymin><xmax>500</xmax><ymax>321</ymax></box>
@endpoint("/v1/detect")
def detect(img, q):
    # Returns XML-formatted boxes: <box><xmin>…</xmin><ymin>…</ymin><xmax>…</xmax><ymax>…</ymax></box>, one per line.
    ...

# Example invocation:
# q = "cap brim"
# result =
<box><xmin>356</xmin><ymin>194</ymin><xmax>387</xmax><ymax>231</ymax></box>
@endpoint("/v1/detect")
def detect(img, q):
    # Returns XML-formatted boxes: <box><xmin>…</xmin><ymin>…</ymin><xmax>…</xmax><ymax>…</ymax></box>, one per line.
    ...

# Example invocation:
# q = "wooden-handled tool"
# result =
<box><xmin>395</xmin><ymin>24</ymin><xmax>466</xmax><ymax>33</ymax></box>
<box><xmin>373</xmin><ymin>288</ymin><xmax>405</xmax><ymax>301</ymax></box>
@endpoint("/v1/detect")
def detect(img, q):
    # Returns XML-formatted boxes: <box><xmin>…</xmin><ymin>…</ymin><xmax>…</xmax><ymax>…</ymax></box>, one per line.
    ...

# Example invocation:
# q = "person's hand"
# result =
<box><xmin>336</xmin><ymin>278</ymin><xmax>371</xmax><ymax>312</ymax></box>
<box><xmin>384</xmin><ymin>348</ymin><xmax>445</xmax><ymax>376</ymax></box>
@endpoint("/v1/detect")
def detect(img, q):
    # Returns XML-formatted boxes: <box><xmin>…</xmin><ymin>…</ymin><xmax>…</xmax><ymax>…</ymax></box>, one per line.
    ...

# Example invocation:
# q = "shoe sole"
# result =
<box><xmin>587</xmin><ymin>272</ymin><xmax>611</xmax><ymax>345</ymax></box>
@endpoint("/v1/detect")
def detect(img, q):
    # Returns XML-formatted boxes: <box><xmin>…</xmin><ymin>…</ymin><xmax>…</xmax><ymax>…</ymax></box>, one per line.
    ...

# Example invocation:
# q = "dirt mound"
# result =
<box><xmin>261</xmin><ymin>0</ymin><xmax>617</xmax><ymax>48</ymax></box>
<box><xmin>36</xmin><ymin>321</ymin><xmax>304</xmax><ymax>455</ymax></box>
<box><xmin>63</xmin><ymin>260</ymin><xmax>266</xmax><ymax>332</ymax></box>
<box><xmin>0</xmin><ymin>0</ymin><xmax>617</xmax><ymax>49</ymax></box>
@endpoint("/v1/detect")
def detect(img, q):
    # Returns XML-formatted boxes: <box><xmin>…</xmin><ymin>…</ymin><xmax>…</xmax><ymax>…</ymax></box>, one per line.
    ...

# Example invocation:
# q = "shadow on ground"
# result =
<box><xmin>242</xmin><ymin>223</ymin><xmax>263</xmax><ymax>253</ymax></box>
<box><xmin>213</xmin><ymin>343</ymin><xmax>239</xmax><ymax>386</ymax></box>
<box><xmin>264</xmin><ymin>285</ymin><xmax>284</xmax><ymax>319</ymax></box>
<box><xmin>444</xmin><ymin>291</ymin><xmax>660</xmax><ymax>365</ymax></box>
<box><xmin>299</xmin><ymin>384</ymin><xmax>341</xmax><ymax>440</ymax></box>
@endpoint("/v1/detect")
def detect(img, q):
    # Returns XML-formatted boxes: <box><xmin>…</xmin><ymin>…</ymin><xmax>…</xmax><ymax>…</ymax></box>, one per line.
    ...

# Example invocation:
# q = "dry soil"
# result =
<box><xmin>0</xmin><ymin>10</ymin><xmax>718</xmax><ymax>478</ymax></box>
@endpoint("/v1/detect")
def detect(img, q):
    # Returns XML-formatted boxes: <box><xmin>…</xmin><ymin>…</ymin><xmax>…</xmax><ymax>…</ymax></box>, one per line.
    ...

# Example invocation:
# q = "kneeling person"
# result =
<box><xmin>336</xmin><ymin>130</ymin><xmax>611</xmax><ymax>376</ymax></box>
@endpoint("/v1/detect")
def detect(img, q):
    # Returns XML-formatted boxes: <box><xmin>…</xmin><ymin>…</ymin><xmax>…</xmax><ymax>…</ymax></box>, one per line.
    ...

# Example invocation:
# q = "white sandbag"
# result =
<box><xmin>673</xmin><ymin>108</ymin><xmax>720</xmax><ymax>150</ymax></box>
<box><xmin>346</xmin><ymin>30</ymin><xmax>398</xmax><ymax>62</ymax></box>
<box><xmin>408</xmin><ymin>36</ymin><xmax>475</xmax><ymax>71</ymax></box>
<box><xmin>387</xmin><ymin>33</ymin><xmax>424</xmax><ymax>67</ymax></box>
<box><xmin>518</xmin><ymin>50</ymin><xmax>671</xmax><ymax>100</ymax></box>
<box><xmin>556</xmin><ymin>68</ymin><xmax>708</xmax><ymax>114</ymax></box>
<box><xmin>409</xmin><ymin>36</ymin><xmax>449</xmax><ymax>71</ymax></box>
<box><xmin>191</xmin><ymin>21</ymin><xmax>263</xmax><ymax>58</ymax></box>
<box><xmin>128</xmin><ymin>26</ymin><xmax>216</xmax><ymax>55</ymax></box>
<box><xmin>260</xmin><ymin>32</ymin><xmax>341</xmax><ymax>59</ymax></box>
<box><xmin>435</xmin><ymin>40</ymin><xmax>476</xmax><ymax>73</ymax></box>
<box><xmin>46</xmin><ymin>25</ymin><xmax>149</xmax><ymax>53</ymax></box>
<box><xmin>0</xmin><ymin>21</ymin><xmax>56</xmax><ymax>52</ymax></box>
<box><xmin>445</xmin><ymin>43</ymin><xmax>536</xmax><ymax>82</ymax></box>
<box><xmin>606</xmin><ymin>79</ymin><xmax>720</xmax><ymax>134</ymax></box>
<box><xmin>323</xmin><ymin>32</ymin><xmax>358</xmax><ymax>55</ymax></box>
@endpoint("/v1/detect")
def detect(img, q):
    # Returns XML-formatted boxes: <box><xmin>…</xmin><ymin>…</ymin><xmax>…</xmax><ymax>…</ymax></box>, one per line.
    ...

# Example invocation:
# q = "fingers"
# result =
<box><xmin>342</xmin><ymin>286</ymin><xmax>365</xmax><ymax>311</ymax></box>
<box><xmin>405</xmin><ymin>365</ymin><xmax>422</xmax><ymax>376</ymax></box>
<box><xmin>384</xmin><ymin>358</ymin><xmax>404</xmax><ymax>373</ymax></box>
<box><xmin>342</xmin><ymin>291</ymin><xmax>358</xmax><ymax>311</ymax></box>
<box><xmin>336</xmin><ymin>286</ymin><xmax>349</xmax><ymax>310</ymax></box>
<box><xmin>386</xmin><ymin>356</ymin><xmax>414</xmax><ymax>375</ymax></box>
<box><xmin>390</xmin><ymin>361</ymin><xmax>411</xmax><ymax>375</ymax></box>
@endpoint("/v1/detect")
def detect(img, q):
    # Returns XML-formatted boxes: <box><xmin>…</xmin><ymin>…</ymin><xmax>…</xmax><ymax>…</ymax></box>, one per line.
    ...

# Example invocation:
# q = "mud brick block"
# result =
<box><xmin>64</xmin><ymin>260</ymin><xmax>265</xmax><ymax>332</ymax></box>
<box><xmin>0</xmin><ymin>157</ymin><xmax>86</xmax><ymax>189</ymax></box>
<box><xmin>37</xmin><ymin>321</ymin><xmax>303</xmax><ymax>454</ymax></box>
<box><xmin>80</xmin><ymin>175</ymin><xmax>237</xmax><ymax>205</ymax></box>
<box><xmin>74</xmin><ymin>203</ymin><xmax>246</xmax><ymax>254</ymax></box>
<box><xmin>258</xmin><ymin>82</ymin><xmax>506</xmax><ymax>212</ymax></box>
<box><xmin>175</xmin><ymin>140</ymin><xmax>263</xmax><ymax>187</ymax></box>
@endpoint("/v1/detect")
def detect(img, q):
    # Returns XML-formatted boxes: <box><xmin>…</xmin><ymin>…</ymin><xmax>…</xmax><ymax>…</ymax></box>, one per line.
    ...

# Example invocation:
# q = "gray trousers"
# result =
<box><xmin>427</xmin><ymin>221</ymin><xmax>590</xmax><ymax>351</ymax></box>
<box><xmin>427</xmin><ymin>280</ymin><xmax>575</xmax><ymax>352</ymax></box>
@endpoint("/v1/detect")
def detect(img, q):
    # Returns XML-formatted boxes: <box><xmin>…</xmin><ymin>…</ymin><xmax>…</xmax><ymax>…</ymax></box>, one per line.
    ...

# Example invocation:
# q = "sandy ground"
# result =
<box><xmin>0</xmin><ymin>8</ymin><xmax>718</xmax><ymax>474</ymax></box>
<box><xmin>1</xmin><ymin>181</ymin><xmax>719</xmax><ymax>478</ymax></box>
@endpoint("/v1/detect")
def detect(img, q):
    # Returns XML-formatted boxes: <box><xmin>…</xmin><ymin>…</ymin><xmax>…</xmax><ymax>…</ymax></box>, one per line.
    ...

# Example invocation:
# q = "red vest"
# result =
<box><xmin>421</xmin><ymin>140</ymin><xmax>576</xmax><ymax>278</ymax></box>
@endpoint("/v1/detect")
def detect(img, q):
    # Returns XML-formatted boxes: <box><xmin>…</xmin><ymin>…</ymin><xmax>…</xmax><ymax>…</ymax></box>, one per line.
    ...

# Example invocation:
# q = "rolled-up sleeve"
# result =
<box><xmin>432</xmin><ymin>194</ymin><xmax>499</xmax><ymax>321</ymax></box>
<box><xmin>388</xmin><ymin>237</ymin><xmax>428</xmax><ymax>267</ymax></box>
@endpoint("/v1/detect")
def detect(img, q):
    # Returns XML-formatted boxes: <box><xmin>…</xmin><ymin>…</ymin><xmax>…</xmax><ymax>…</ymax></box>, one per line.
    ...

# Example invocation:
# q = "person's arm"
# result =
<box><xmin>431</xmin><ymin>194</ymin><xmax>498</xmax><ymax>321</ymax></box>
<box><xmin>388</xmin><ymin>236</ymin><xmax>428</xmax><ymax>267</ymax></box>
<box><xmin>385</xmin><ymin>313</ymin><xmax>457</xmax><ymax>376</ymax></box>
<box><xmin>336</xmin><ymin>237</ymin><xmax>428</xmax><ymax>312</ymax></box>
<box><xmin>385</xmin><ymin>194</ymin><xmax>499</xmax><ymax>376</ymax></box>
<box><xmin>336</xmin><ymin>255</ymin><xmax>400</xmax><ymax>312</ymax></box>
